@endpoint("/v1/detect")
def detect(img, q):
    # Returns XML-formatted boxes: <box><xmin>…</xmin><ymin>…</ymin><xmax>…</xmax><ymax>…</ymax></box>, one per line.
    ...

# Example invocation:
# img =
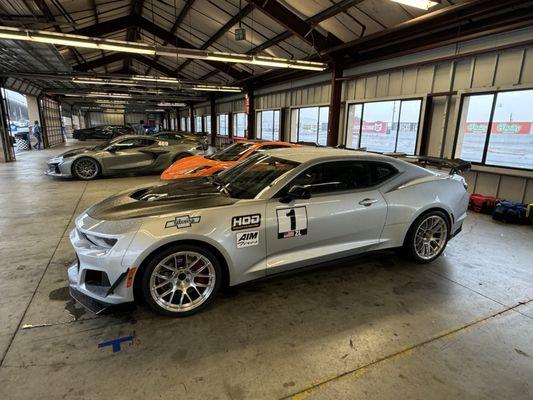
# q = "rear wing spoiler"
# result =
<box><xmin>382</xmin><ymin>153</ymin><xmax>472</xmax><ymax>175</ymax></box>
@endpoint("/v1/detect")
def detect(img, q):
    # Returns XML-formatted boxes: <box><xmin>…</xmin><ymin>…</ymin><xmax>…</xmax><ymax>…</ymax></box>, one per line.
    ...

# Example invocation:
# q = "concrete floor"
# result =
<box><xmin>0</xmin><ymin>142</ymin><xmax>532</xmax><ymax>400</ymax></box>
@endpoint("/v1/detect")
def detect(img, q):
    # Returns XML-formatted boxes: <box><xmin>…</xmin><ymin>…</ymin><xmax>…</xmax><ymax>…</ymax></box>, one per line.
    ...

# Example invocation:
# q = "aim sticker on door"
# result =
<box><xmin>236</xmin><ymin>231</ymin><xmax>259</xmax><ymax>248</ymax></box>
<box><xmin>277</xmin><ymin>206</ymin><xmax>308</xmax><ymax>239</ymax></box>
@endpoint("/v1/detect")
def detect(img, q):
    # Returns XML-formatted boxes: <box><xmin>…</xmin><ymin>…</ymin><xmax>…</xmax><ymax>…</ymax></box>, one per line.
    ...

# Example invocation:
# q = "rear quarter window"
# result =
<box><xmin>369</xmin><ymin>162</ymin><xmax>398</xmax><ymax>185</ymax></box>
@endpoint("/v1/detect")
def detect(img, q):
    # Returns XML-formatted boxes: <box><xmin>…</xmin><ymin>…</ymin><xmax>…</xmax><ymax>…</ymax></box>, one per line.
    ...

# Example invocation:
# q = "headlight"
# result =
<box><xmin>84</xmin><ymin>233</ymin><xmax>117</xmax><ymax>249</ymax></box>
<box><xmin>48</xmin><ymin>156</ymin><xmax>63</xmax><ymax>163</ymax></box>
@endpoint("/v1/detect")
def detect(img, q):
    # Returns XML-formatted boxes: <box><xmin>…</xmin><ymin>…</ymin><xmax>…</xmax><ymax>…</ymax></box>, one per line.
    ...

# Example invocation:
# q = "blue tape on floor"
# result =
<box><xmin>98</xmin><ymin>335</ymin><xmax>134</xmax><ymax>352</ymax></box>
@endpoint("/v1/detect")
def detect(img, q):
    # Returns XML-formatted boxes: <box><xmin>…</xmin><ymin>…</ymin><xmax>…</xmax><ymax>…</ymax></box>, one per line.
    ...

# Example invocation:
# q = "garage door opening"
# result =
<box><xmin>3</xmin><ymin>88</ymin><xmax>29</xmax><ymax>154</ymax></box>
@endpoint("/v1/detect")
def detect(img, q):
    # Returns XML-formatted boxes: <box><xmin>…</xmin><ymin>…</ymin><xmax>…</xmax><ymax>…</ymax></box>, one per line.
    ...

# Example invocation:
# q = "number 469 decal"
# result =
<box><xmin>276</xmin><ymin>206</ymin><xmax>308</xmax><ymax>239</ymax></box>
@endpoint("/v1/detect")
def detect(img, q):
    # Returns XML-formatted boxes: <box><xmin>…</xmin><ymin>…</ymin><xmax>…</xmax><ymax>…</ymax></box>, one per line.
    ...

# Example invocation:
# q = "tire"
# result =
<box><xmin>72</xmin><ymin>157</ymin><xmax>100</xmax><ymax>180</ymax></box>
<box><xmin>172</xmin><ymin>152</ymin><xmax>192</xmax><ymax>163</ymax></box>
<box><xmin>141</xmin><ymin>244</ymin><xmax>222</xmax><ymax>317</ymax></box>
<box><xmin>404</xmin><ymin>210</ymin><xmax>450</xmax><ymax>263</ymax></box>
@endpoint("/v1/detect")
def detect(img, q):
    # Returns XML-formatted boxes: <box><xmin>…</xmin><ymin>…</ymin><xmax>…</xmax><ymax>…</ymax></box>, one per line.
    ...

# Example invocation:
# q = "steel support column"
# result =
<box><xmin>210</xmin><ymin>95</ymin><xmax>217</xmax><ymax>147</ymax></box>
<box><xmin>0</xmin><ymin>84</ymin><xmax>15</xmax><ymax>162</ymax></box>
<box><xmin>228</xmin><ymin>112</ymin><xmax>233</xmax><ymax>139</ymax></box>
<box><xmin>327</xmin><ymin>63</ymin><xmax>342</xmax><ymax>147</ymax></box>
<box><xmin>189</xmin><ymin>103</ymin><xmax>194</xmax><ymax>133</ymax></box>
<box><xmin>246</xmin><ymin>90</ymin><xmax>255</xmax><ymax>140</ymax></box>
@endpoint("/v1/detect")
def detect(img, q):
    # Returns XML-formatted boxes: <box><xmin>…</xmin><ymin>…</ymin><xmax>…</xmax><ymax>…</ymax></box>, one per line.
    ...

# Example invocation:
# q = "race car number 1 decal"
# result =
<box><xmin>277</xmin><ymin>206</ymin><xmax>307</xmax><ymax>239</ymax></box>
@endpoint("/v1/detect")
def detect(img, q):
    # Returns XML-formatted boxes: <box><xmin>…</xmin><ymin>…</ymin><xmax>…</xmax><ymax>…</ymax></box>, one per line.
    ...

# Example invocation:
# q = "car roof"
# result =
<box><xmin>238</xmin><ymin>140</ymin><xmax>295</xmax><ymax>147</ymax></box>
<box><xmin>117</xmin><ymin>134</ymin><xmax>156</xmax><ymax>140</ymax></box>
<box><xmin>262</xmin><ymin>146</ymin><xmax>397</xmax><ymax>164</ymax></box>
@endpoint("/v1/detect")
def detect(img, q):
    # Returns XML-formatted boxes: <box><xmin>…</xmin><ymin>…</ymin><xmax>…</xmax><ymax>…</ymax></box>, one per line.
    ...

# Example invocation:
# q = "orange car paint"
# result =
<box><xmin>160</xmin><ymin>140</ymin><xmax>297</xmax><ymax>180</ymax></box>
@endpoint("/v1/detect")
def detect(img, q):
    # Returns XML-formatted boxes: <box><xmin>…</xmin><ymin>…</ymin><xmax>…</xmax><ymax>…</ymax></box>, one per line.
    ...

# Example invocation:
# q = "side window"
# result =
<box><xmin>286</xmin><ymin>161</ymin><xmax>373</xmax><ymax>195</ymax></box>
<box><xmin>368</xmin><ymin>162</ymin><xmax>397</xmax><ymax>185</ymax></box>
<box><xmin>117</xmin><ymin>138</ymin><xmax>153</xmax><ymax>148</ymax></box>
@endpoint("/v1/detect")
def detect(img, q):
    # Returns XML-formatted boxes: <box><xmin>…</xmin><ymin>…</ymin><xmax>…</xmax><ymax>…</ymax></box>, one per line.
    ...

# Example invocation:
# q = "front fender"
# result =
<box><xmin>123</xmin><ymin>229</ymin><xmax>235</xmax><ymax>280</ymax></box>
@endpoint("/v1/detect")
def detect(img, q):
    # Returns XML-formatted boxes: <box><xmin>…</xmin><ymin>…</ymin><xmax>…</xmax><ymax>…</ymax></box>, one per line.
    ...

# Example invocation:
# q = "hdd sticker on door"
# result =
<box><xmin>277</xmin><ymin>206</ymin><xmax>307</xmax><ymax>239</ymax></box>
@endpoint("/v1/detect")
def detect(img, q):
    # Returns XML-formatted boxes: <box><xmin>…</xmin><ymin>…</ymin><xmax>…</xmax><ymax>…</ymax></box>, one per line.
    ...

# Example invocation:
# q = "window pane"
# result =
<box><xmin>256</xmin><ymin>111</ymin><xmax>262</xmax><ymax>139</ymax></box>
<box><xmin>204</xmin><ymin>115</ymin><xmax>211</xmax><ymax>133</ymax></box>
<box><xmin>233</xmin><ymin>113</ymin><xmax>247</xmax><ymax>137</ymax></box>
<box><xmin>261</xmin><ymin>110</ymin><xmax>274</xmax><ymax>140</ymax></box>
<box><xmin>218</xmin><ymin>114</ymin><xmax>228</xmax><ymax>136</ymax></box>
<box><xmin>346</xmin><ymin>104</ymin><xmax>363</xmax><ymax>149</ymax></box>
<box><xmin>485</xmin><ymin>90</ymin><xmax>533</xmax><ymax>169</ymax></box>
<box><xmin>457</xmin><ymin>94</ymin><xmax>494</xmax><ymax>163</ymax></box>
<box><xmin>195</xmin><ymin>116</ymin><xmax>202</xmax><ymax>132</ymax></box>
<box><xmin>273</xmin><ymin>110</ymin><xmax>280</xmax><ymax>141</ymax></box>
<box><xmin>297</xmin><ymin>107</ymin><xmax>319</xmax><ymax>143</ymax></box>
<box><xmin>318</xmin><ymin>107</ymin><xmax>329</xmax><ymax>146</ymax></box>
<box><xmin>290</xmin><ymin>161</ymin><xmax>372</xmax><ymax>194</ymax></box>
<box><xmin>396</xmin><ymin>100</ymin><xmax>421</xmax><ymax>155</ymax></box>
<box><xmin>360</xmin><ymin>101</ymin><xmax>400</xmax><ymax>153</ymax></box>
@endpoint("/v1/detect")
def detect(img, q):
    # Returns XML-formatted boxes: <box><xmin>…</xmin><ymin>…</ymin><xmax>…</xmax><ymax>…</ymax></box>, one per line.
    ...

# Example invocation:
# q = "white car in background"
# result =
<box><xmin>68</xmin><ymin>147</ymin><xmax>470</xmax><ymax>317</ymax></box>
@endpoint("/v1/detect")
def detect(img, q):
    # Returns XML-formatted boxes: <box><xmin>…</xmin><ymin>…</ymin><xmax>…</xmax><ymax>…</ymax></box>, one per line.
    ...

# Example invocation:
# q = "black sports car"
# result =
<box><xmin>73</xmin><ymin>125</ymin><xmax>134</xmax><ymax>141</ymax></box>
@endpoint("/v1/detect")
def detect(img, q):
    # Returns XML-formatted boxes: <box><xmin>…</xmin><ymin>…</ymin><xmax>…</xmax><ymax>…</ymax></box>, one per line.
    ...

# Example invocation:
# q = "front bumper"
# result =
<box><xmin>45</xmin><ymin>158</ymin><xmax>72</xmax><ymax>178</ymax></box>
<box><xmin>68</xmin><ymin>213</ymin><xmax>141</xmax><ymax>313</ymax></box>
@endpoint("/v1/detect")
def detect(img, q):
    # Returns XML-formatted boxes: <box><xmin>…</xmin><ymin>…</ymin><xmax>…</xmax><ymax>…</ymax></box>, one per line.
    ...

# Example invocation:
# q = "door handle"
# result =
<box><xmin>359</xmin><ymin>198</ymin><xmax>378</xmax><ymax>207</ymax></box>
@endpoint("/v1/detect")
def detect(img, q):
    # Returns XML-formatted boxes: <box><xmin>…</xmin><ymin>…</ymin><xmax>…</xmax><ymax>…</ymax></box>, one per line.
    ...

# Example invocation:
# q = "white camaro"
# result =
<box><xmin>68</xmin><ymin>147</ymin><xmax>470</xmax><ymax>316</ymax></box>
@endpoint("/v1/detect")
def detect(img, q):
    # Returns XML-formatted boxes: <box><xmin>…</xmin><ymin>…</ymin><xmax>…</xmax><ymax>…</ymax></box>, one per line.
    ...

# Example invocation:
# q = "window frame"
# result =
<box><xmin>344</xmin><ymin>97</ymin><xmax>424</xmax><ymax>155</ymax></box>
<box><xmin>452</xmin><ymin>86</ymin><xmax>533</xmax><ymax>173</ymax></box>
<box><xmin>217</xmin><ymin>113</ymin><xmax>229</xmax><ymax>136</ymax></box>
<box><xmin>203</xmin><ymin>115</ymin><xmax>211</xmax><ymax>133</ymax></box>
<box><xmin>256</xmin><ymin>109</ymin><xmax>281</xmax><ymax>141</ymax></box>
<box><xmin>232</xmin><ymin>112</ymin><xmax>248</xmax><ymax>138</ymax></box>
<box><xmin>195</xmin><ymin>116</ymin><xmax>203</xmax><ymax>133</ymax></box>
<box><xmin>290</xmin><ymin>104</ymin><xmax>330</xmax><ymax>145</ymax></box>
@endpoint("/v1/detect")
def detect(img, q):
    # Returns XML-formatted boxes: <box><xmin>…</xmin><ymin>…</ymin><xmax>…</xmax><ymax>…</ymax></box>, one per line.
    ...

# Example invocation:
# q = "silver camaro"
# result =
<box><xmin>68</xmin><ymin>147</ymin><xmax>470</xmax><ymax>316</ymax></box>
<box><xmin>46</xmin><ymin>134</ymin><xmax>207</xmax><ymax>180</ymax></box>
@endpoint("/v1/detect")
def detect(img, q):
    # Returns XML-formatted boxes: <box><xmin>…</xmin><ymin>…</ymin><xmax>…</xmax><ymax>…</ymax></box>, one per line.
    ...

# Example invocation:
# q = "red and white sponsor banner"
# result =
<box><xmin>464</xmin><ymin>122</ymin><xmax>533</xmax><ymax>134</ymax></box>
<box><xmin>353</xmin><ymin>120</ymin><xmax>389</xmax><ymax>134</ymax></box>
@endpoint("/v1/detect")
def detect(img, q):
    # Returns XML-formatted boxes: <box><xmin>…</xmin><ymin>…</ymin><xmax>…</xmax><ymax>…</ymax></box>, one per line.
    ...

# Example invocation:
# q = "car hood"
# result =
<box><xmin>87</xmin><ymin>178</ymin><xmax>237</xmax><ymax>220</ymax></box>
<box><xmin>57</xmin><ymin>147</ymin><xmax>94</xmax><ymax>158</ymax></box>
<box><xmin>166</xmin><ymin>155</ymin><xmax>233</xmax><ymax>173</ymax></box>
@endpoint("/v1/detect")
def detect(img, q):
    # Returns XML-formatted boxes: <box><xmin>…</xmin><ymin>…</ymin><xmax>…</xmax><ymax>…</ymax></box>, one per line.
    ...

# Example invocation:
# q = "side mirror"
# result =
<box><xmin>279</xmin><ymin>185</ymin><xmax>311</xmax><ymax>204</ymax></box>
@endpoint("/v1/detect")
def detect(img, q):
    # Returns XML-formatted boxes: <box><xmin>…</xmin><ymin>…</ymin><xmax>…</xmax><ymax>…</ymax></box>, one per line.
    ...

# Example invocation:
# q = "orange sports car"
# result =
<box><xmin>160</xmin><ymin>140</ymin><xmax>298</xmax><ymax>180</ymax></box>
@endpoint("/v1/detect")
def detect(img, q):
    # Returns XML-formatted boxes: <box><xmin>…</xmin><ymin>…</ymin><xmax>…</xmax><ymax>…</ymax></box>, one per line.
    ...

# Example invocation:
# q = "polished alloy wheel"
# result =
<box><xmin>74</xmin><ymin>159</ymin><xmax>98</xmax><ymax>179</ymax></box>
<box><xmin>149</xmin><ymin>251</ymin><xmax>216</xmax><ymax>313</ymax></box>
<box><xmin>414</xmin><ymin>215</ymin><xmax>448</xmax><ymax>260</ymax></box>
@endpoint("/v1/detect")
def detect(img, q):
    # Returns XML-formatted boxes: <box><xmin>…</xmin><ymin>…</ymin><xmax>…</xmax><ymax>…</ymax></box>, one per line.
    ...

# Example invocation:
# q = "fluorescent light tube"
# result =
<box><xmin>391</xmin><ymin>0</ymin><xmax>439</xmax><ymax>10</ymax></box>
<box><xmin>0</xmin><ymin>25</ymin><xmax>327</xmax><ymax>71</ymax></box>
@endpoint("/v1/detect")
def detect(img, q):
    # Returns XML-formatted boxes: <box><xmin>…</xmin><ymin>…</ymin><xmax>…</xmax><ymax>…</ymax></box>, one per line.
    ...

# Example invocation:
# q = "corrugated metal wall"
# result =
<box><xmin>88</xmin><ymin>112</ymin><xmax>125</xmax><ymax>126</ymax></box>
<box><xmin>125</xmin><ymin>113</ymin><xmax>146</xmax><ymax>125</ymax></box>
<box><xmin>250</xmin><ymin>29</ymin><xmax>533</xmax><ymax>203</ymax></box>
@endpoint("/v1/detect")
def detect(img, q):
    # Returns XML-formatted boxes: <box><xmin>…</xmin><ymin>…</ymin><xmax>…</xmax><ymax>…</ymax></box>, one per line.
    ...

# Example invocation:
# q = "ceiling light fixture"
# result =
<box><xmin>0</xmin><ymin>26</ymin><xmax>328</xmax><ymax>71</ymax></box>
<box><xmin>72</xmin><ymin>76</ymin><xmax>243</xmax><ymax>92</ymax></box>
<box><xmin>190</xmin><ymin>84</ymin><xmax>243</xmax><ymax>92</ymax></box>
<box><xmin>0</xmin><ymin>26</ymin><xmax>155</xmax><ymax>54</ymax></box>
<box><xmin>72</xmin><ymin>78</ymin><xmax>140</xmax><ymax>87</ymax></box>
<box><xmin>390</xmin><ymin>0</ymin><xmax>440</xmax><ymax>10</ymax></box>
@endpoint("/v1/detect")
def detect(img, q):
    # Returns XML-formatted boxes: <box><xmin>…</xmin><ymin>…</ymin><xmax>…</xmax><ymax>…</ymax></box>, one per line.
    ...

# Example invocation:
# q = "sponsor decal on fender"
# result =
<box><xmin>231</xmin><ymin>214</ymin><xmax>261</xmax><ymax>231</ymax></box>
<box><xmin>165</xmin><ymin>215</ymin><xmax>201</xmax><ymax>229</ymax></box>
<box><xmin>236</xmin><ymin>231</ymin><xmax>259</xmax><ymax>248</ymax></box>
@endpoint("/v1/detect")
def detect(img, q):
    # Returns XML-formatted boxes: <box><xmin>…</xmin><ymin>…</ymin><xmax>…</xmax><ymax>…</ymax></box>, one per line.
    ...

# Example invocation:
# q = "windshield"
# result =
<box><xmin>208</xmin><ymin>142</ymin><xmax>254</xmax><ymax>162</ymax></box>
<box><xmin>215</xmin><ymin>153</ymin><xmax>299</xmax><ymax>199</ymax></box>
<box><xmin>91</xmin><ymin>136</ymin><xmax>123</xmax><ymax>151</ymax></box>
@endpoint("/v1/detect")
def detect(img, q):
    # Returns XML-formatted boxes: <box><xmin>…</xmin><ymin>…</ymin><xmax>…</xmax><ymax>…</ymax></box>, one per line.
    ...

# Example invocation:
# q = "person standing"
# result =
<box><xmin>33</xmin><ymin>121</ymin><xmax>42</xmax><ymax>150</ymax></box>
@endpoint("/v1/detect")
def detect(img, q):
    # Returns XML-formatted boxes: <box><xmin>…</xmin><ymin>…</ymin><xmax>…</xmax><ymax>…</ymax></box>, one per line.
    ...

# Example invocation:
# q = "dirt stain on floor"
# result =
<box><xmin>49</xmin><ymin>286</ymin><xmax>86</xmax><ymax>320</ymax></box>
